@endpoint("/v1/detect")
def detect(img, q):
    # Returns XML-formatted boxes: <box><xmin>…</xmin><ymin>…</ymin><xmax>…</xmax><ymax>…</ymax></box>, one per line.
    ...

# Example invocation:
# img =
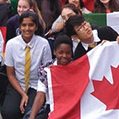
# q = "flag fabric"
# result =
<box><xmin>47</xmin><ymin>41</ymin><xmax>119</xmax><ymax>119</ymax></box>
<box><xmin>0</xmin><ymin>27</ymin><xmax>7</xmax><ymax>62</ymax></box>
<box><xmin>47</xmin><ymin>55</ymin><xmax>90</xmax><ymax>119</ymax></box>
<box><xmin>84</xmin><ymin>12</ymin><xmax>119</xmax><ymax>34</ymax></box>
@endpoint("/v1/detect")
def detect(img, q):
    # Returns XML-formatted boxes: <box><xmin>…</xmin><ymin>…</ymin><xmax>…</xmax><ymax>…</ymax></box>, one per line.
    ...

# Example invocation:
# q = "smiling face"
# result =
<box><xmin>54</xmin><ymin>43</ymin><xmax>72</xmax><ymax>65</ymax></box>
<box><xmin>61</xmin><ymin>8</ymin><xmax>76</xmax><ymax>23</ymax></box>
<box><xmin>17</xmin><ymin>0</ymin><xmax>31</xmax><ymax>16</ymax></box>
<box><xmin>20</xmin><ymin>17</ymin><xmax>37</xmax><ymax>43</ymax></box>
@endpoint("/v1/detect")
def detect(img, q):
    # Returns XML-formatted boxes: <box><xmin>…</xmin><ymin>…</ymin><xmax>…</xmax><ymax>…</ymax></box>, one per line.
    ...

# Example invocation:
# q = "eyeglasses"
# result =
<box><xmin>74</xmin><ymin>21</ymin><xmax>90</xmax><ymax>32</ymax></box>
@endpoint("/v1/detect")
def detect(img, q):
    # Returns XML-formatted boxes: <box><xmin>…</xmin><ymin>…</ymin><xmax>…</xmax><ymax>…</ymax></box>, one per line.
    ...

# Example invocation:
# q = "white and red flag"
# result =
<box><xmin>47</xmin><ymin>41</ymin><xmax>119</xmax><ymax>119</ymax></box>
<box><xmin>0</xmin><ymin>26</ymin><xmax>7</xmax><ymax>57</ymax></box>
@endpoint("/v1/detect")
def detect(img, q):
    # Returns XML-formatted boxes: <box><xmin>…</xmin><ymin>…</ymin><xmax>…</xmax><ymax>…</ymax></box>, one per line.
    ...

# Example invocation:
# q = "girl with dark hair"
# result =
<box><xmin>47</xmin><ymin>3</ymin><xmax>82</xmax><ymax>35</ymax></box>
<box><xmin>65</xmin><ymin>0</ymin><xmax>91</xmax><ymax>13</ymax></box>
<box><xmin>6</xmin><ymin>0</ymin><xmax>45</xmax><ymax>42</ymax></box>
<box><xmin>94</xmin><ymin>0</ymin><xmax>119</xmax><ymax>13</ymax></box>
<box><xmin>1</xmin><ymin>10</ymin><xmax>52</xmax><ymax>119</ymax></box>
<box><xmin>35</xmin><ymin>0</ymin><xmax>61</xmax><ymax>32</ymax></box>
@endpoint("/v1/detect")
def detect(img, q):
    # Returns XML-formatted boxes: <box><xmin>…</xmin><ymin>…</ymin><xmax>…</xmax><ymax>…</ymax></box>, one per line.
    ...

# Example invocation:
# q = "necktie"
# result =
<box><xmin>24</xmin><ymin>46</ymin><xmax>31</xmax><ymax>93</ymax></box>
<box><xmin>88</xmin><ymin>42</ymin><xmax>97</xmax><ymax>51</ymax></box>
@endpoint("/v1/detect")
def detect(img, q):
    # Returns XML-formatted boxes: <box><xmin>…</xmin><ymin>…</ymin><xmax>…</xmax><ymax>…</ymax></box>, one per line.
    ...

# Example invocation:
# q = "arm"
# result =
<box><xmin>51</xmin><ymin>15</ymin><xmax>65</xmax><ymax>33</ymax></box>
<box><xmin>29</xmin><ymin>91</ymin><xmax>45</xmax><ymax>119</ymax></box>
<box><xmin>7</xmin><ymin>66</ymin><xmax>28</xmax><ymax>113</ymax></box>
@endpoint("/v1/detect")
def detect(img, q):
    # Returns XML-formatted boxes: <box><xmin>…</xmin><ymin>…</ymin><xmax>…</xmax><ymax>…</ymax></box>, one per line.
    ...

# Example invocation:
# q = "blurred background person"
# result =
<box><xmin>6</xmin><ymin>0</ymin><xmax>45</xmax><ymax>42</ymax></box>
<box><xmin>0</xmin><ymin>0</ymin><xmax>12</xmax><ymax>26</ymax></box>
<box><xmin>94</xmin><ymin>0</ymin><xmax>119</xmax><ymax>13</ymax></box>
<box><xmin>65</xmin><ymin>0</ymin><xmax>92</xmax><ymax>13</ymax></box>
<box><xmin>35</xmin><ymin>0</ymin><xmax>61</xmax><ymax>32</ymax></box>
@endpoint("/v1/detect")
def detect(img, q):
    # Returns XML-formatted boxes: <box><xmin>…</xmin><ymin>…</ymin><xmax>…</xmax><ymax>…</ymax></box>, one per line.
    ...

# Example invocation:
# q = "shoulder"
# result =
<box><xmin>6</xmin><ymin>35</ymin><xmax>21</xmax><ymax>47</ymax></box>
<box><xmin>97</xmin><ymin>26</ymin><xmax>118</xmax><ymax>34</ymax></box>
<box><xmin>7</xmin><ymin>14</ymin><xmax>19</xmax><ymax>24</ymax></box>
<box><xmin>35</xmin><ymin>35</ymin><xmax>49</xmax><ymax>45</ymax></box>
<box><xmin>97</xmin><ymin>26</ymin><xmax>118</xmax><ymax>41</ymax></box>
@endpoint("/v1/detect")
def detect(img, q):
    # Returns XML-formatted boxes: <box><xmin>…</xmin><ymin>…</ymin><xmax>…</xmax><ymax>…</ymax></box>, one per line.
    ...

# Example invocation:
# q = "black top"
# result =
<box><xmin>73</xmin><ymin>26</ymin><xmax>118</xmax><ymax>60</ymax></box>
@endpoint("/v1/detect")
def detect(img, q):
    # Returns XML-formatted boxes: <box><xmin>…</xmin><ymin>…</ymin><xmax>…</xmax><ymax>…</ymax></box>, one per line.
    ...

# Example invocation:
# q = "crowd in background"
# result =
<box><xmin>0</xmin><ymin>0</ymin><xmax>119</xmax><ymax>119</ymax></box>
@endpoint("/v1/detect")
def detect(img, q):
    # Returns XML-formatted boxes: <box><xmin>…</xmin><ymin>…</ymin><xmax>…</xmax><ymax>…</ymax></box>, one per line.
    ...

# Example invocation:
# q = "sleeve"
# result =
<box><xmin>4</xmin><ymin>41</ymin><xmax>14</xmax><ymax>67</ymax></box>
<box><xmin>37</xmin><ymin>79</ymin><xmax>47</xmax><ymax>93</ymax></box>
<box><xmin>42</xmin><ymin>40</ymin><xmax>52</xmax><ymax>65</ymax></box>
<box><xmin>98</xmin><ymin>26</ymin><xmax>118</xmax><ymax>41</ymax></box>
<box><xmin>37</xmin><ymin>65</ymin><xmax>48</xmax><ymax>93</ymax></box>
<box><xmin>51</xmin><ymin>15</ymin><xmax>64</xmax><ymax>33</ymax></box>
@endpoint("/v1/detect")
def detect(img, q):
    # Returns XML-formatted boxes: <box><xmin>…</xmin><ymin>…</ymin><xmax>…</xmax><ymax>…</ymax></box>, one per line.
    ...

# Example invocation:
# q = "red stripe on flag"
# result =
<box><xmin>49</xmin><ymin>55</ymin><xmax>90</xmax><ymax>119</ymax></box>
<box><xmin>0</xmin><ymin>26</ymin><xmax>7</xmax><ymax>54</ymax></box>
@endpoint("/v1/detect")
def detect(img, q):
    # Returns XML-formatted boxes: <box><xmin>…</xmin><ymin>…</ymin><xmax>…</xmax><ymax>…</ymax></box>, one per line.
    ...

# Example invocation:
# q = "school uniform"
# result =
<box><xmin>73</xmin><ymin>26</ymin><xmax>118</xmax><ymax>60</ymax></box>
<box><xmin>1</xmin><ymin>34</ymin><xmax>52</xmax><ymax>119</ymax></box>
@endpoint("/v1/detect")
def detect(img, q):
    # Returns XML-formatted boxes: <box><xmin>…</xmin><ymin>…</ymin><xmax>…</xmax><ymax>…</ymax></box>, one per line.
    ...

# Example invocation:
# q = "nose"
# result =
<box><xmin>25</xmin><ymin>25</ymin><xmax>29</xmax><ymax>30</ymax></box>
<box><xmin>62</xmin><ymin>53</ymin><xmax>67</xmax><ymax>58</ymax></box>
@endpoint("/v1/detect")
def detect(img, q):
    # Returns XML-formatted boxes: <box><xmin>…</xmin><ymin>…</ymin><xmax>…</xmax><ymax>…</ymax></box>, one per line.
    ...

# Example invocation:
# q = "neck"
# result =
<box><xmin>22</xmin><ymin>36</ymin><xmax>32</xmax><ymax>43</ymax></box>
<box><xmin>82</xmin><ymin>36</ymin><xmax>94</xmax><ymax>44</ymax></box>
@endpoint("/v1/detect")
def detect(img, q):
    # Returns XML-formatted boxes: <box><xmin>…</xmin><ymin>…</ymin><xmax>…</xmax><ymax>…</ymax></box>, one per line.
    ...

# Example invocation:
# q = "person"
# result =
<box><xmin>1</xmin><ymin>11</ymin><xmax>52</xmax><ymax>119</ymax></box>
<box><xmin>65</xmin><ymin>0</ymin><xmax>91</xmax><ymax>13</ymax></box>
<box><xmin>48</xmin><ymin>2</ymin><xmax>83</xmax><ymax>36</ymax></box>
<box><xmin>94</xmin><ymin>0</ymin><xmax>119</xmax><ymax>13</ymax></box>
<box><xmin>50</xmin><ymin>3</ymin><xmax>82</xmax><ymax>34</ymax></box>
<box><xmin>28</xmin><ymin>34</ymin><xmax>73</xmax><ymax>119</ymax></box>
<box><xmin>65</xmin><ymin>15</ymin><xmax>118</xmax><ymax>60</ymax></box>
<box><xmin>45</xmin><ymin>4</ymin><xmax>82</xmax><ymax>59</ymax></box>
<box><xmin>6</xmin><ymin>0</ymin><xmax>45</xmax><ymax>42</ymax></box>
<box><xmin>35</xmin><ymin>0</ymin><xmax>61</xmax><ymax>32</ymax></box>
<box><xmin>0</xmin><ymin>0</ymin><xmax>13</xmax><ymax>26</ymax></box>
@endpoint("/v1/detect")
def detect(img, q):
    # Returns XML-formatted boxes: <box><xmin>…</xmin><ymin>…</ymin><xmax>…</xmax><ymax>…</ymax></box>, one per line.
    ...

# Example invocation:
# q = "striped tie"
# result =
<box><xmin>24</xmin><ymin>46</ymin><xmax>31</xmax><ymax>93</ymax></box>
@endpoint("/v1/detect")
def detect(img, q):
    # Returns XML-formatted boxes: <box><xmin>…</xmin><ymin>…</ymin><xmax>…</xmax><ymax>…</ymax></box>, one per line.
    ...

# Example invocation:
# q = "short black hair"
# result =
<box><xmin>19</xmin><ymin>11</ymin><xmax>39</xmax><ymax>27</ymax></box>
<box><xmin>54</xmin><ymin>34</ymin><xmax>73</xmax><ymax>50</ymax></box>
<box><xmin>65</xmin><ymin>15</ymin><xmax>85</xmax><ymax>37</ymax></box>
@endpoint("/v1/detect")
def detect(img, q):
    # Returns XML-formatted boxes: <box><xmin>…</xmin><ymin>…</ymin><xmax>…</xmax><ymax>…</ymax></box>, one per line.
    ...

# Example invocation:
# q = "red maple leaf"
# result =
<box><xmin>91</xmin><ymin>66</ymin><xmax>119</xmax><ymax>110</ymax></box>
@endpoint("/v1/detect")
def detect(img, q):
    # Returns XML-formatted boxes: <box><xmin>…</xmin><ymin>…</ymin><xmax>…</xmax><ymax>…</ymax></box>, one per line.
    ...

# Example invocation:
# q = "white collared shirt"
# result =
<box><xmin>5</xmin><ymin>34</ymin><xmax>52</xmax><ymax>90</ymax></box>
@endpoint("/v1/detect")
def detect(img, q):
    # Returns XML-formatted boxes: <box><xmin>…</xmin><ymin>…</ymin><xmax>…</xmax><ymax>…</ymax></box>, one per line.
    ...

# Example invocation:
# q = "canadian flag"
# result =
<box><xmin>47</xmin><ymin>41</ymin><xmax>119</xmax><ymax>119</ymax></box>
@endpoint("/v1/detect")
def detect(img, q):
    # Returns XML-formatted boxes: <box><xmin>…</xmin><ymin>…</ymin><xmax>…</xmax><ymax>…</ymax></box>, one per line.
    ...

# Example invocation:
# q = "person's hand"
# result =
<box><xmin>20</xmin><ymin>93</ymin><xmax>28</xmax><ymax>114</ymax></box>
<box><xmin>116</xmin><ymin>36</ymin><xmax>119</xmax><ymax>44</ymax></box>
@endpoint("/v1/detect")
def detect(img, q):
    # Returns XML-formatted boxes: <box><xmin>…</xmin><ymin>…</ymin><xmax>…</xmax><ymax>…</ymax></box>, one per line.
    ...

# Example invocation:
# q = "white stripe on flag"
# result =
<box><xmin>107</xmin><ymin>12</ymin><xmax>119</xmax><ymax>34</ymax></box>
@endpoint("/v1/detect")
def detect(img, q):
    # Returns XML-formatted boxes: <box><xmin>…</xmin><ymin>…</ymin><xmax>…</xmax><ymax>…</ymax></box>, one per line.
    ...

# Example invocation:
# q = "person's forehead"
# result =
<box><xmin>74</xmin><ymin>21</ymin><xmax>86</xmax><ymax>29</ymax></box>
<box><xmin>61</xmin><ymin>8</ymin><xmax>75</xmax><ymax>15</ymax></box>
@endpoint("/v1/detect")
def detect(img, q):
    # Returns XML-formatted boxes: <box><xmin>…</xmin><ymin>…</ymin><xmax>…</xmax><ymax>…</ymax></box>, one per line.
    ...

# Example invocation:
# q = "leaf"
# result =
<box><xmin>91</xmin><ymin>66</ymin><xmax>119</xmax><ymax>110</ymax></box>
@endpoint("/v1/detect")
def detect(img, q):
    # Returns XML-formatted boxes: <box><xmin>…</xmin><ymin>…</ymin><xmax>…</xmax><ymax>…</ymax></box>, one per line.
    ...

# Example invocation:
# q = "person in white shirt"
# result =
<box><xmin>29</xmin><ymin>35</ymin><xmax>73</xmax><ymax>119</ymax></box>
<box><xmin>1</xmin><ymin>11</ymin><xmax>52</xmax><ymax>119</ymax></box>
